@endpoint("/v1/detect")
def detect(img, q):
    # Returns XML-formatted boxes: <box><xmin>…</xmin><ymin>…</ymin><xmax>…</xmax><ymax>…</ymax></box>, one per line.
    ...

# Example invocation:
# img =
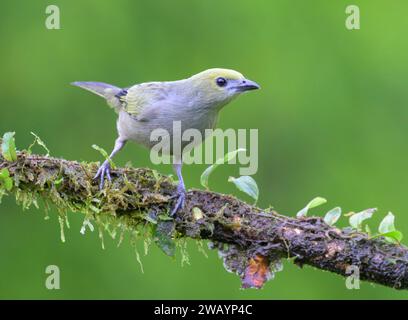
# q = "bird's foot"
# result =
<box><xmin>94</xmin><ymin>160</ymin><xmax>111</xmax><ymax>190</ymax></box>
<box><xmin>170</xmin><ymin>183</ymin><xmax>186</xmax><ymax>217</ymax></box>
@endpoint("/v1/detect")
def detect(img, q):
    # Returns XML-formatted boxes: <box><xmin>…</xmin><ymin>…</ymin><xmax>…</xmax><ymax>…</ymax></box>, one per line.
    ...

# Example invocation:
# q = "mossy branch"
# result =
<box><xmin>1</xmin><ymin>152</ymin><xmax>408</xmax><ymax>290</ymax></box>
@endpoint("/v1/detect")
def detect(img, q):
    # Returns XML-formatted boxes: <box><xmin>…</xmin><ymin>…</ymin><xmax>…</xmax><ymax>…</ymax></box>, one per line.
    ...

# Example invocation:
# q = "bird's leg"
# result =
<box><xmin>170</xmin><ymin>161</ymin><xmax>186</xmax><ymax>216</ymax></box>
<box><xmin>94</xmin><ymin>138</ymin><xmax>126</xmax><ymax>189</ymax></box>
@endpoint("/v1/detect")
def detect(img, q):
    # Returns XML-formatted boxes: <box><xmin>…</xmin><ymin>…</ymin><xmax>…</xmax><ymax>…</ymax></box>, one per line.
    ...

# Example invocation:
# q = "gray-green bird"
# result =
<box><xmin>72</xmin><ymin>68</ymin><xmax>260</xmax><ymax>215</ymax></box>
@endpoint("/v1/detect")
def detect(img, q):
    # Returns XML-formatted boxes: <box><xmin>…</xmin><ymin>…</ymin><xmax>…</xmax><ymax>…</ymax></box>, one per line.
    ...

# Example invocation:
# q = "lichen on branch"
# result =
<box><xmin>1</xmin><ymin>151</ymin><xmax>408</xmax><ymax>290</ymax></box>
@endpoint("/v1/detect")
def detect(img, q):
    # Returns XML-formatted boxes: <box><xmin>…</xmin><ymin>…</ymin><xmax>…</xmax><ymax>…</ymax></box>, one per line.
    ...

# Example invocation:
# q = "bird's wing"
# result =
<box><xmin>121</xmin><ymin>82</ymin><xmax>171</xmax><ymax>119</ymax></box>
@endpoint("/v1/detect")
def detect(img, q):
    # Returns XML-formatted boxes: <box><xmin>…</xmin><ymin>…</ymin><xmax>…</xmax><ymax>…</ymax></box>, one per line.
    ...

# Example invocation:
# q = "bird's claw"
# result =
<box><xmin>170</xmin><ymin>184</ymin><xmax>186</xmax><ymax>216</ymax></box>
<box><xmin>94</xmin><ymin>160</ymin><xmax>111</xmax><ymax>190</ymax></box>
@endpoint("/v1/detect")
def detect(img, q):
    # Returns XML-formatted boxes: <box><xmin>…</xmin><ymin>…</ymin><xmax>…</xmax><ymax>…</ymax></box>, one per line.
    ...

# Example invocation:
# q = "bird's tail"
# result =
<box><xmin>71</xmin><ymin>81</ymin><xmax>123</xmax><ymax>112</ymax></box>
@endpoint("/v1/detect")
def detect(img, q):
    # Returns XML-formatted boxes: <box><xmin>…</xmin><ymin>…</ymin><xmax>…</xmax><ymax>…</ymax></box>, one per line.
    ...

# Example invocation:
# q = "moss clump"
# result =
<box><xmin>0</xmin><ymin>150</ymin><xmax>183</xmax><ymax>262</ymax></box>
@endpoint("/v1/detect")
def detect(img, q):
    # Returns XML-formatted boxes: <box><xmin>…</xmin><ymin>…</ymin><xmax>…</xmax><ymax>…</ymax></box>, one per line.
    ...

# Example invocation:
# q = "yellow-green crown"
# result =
<box><xmin>191</xmin><ymin>68</ymin><xmax>244</xmax><ymax>81</ymax></box>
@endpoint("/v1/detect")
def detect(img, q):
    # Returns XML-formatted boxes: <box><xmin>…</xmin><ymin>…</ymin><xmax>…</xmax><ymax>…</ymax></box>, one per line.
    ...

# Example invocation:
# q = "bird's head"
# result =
<box><xmin>187</xmin><ymin>68</ymin><xmax>260</xmax><ymax>109</ymax></box>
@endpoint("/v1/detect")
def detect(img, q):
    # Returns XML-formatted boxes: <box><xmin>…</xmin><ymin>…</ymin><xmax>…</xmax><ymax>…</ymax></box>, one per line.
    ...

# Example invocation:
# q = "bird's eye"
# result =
<box><xmin>216</xmin><ymin>77</ymin><xmax>227</xmax><ymax>87</ymax></box>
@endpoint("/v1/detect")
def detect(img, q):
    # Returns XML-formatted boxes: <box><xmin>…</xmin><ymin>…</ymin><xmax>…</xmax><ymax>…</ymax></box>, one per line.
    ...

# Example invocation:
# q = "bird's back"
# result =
<box><xmin>72</xmin><ymin>75</ymin><xmax>226</xmax><ymax>154</ymax></box>
<box><xmin>117</xmin><ymin>80</ymin><xmax>220</xmax><ymax>154</ymax></box>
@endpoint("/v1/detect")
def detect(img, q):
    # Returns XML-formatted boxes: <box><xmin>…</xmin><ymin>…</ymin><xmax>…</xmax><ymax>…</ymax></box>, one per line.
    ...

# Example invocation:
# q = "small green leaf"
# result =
<box><xmin>377</xmin><ymin>212</ymin><xmax>403</xmax><ymax>243</ymax></box>
<box><xmin>228</xmin><ymin>175</ymin><xmax>259</xmax><ymax>204</ymax></box>
<box><xmin>1</xmin><ymin>132</ymin><xmax>17</xmax><ymax>162</ymax></box>
<box><xmin>378</xmin><ymin>212</ymin><xmax>396</xmax><ymax>234</ymax></box>
<box><xmin>323</xmin><ymin>207</ymin><xmax>341</xmax><ymax>226</ymax></box>
<box><xmin>371</xmin><ymin>230</ymin><xmax>403</xmax><ymax>243</ymax></box>
<box><xmin>379</xmin><ymin>231</ymin><xmax>403</xmax><ymax>243</ymax></box>
<box><xmin>3</xmin><ymin>177</ymin><xmax>13</xmax><ymax>191</ymax></box>
<box><xmin>92</xmin><ymin>144</ymin><xmax>116</xmax><ymax>169</ymax></box>
<box><xmin>200</xmin><ymin>148</ymin><xmax>246</xmax><ymax>189</ymax></box>
<box><xmin>349</xmin><ymin>208</ymin><xmax>376</xmax><ymax>231</ymax></box>
<box><xmin>0</xmin><ymin>168</ymin><xmax>13</xmax><ymax>191</ymax></box>
<box><xmin>296</xmin><ymin>197</ymin><xmax>327</xmax><ymax>218</ymax></box>
<box><xmin>28</xmin><ymin>132</ymin><xmax>50</xmax><ymax>156</ymax></box>
<box><xmin>0</xmin><ymin>168</ymin><xmax>10</xmax><ymax>179</ymax></box>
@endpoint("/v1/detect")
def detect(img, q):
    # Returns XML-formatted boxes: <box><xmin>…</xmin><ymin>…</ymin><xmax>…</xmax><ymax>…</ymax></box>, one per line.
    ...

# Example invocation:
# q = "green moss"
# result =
<box><xmin>0</xmin><ymin>148</ymin><xmax>178</xmax><ymax>265</ymax></box>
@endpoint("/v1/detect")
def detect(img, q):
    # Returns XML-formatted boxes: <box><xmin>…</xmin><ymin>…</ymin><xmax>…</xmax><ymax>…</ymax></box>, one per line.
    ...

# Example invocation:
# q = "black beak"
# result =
<box><xmin>235</xmin><ymin>79</ymin><xmax>261</xmax><ymax>92</ymax></box>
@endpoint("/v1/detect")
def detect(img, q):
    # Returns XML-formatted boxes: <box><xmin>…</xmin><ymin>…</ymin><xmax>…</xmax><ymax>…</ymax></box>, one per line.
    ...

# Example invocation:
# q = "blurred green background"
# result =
<box><xmin>1</xmin><ymin>0</ymin><xmax>408</xmax><ymax>299</ymax></box>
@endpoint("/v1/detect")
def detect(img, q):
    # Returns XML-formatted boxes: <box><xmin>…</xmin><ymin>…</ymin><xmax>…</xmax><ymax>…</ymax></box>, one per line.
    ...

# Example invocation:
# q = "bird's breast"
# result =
<box><xmin>117</xmin><ymin>109</ymin><xmax>219</xmax><ymax>156</ymax></box>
